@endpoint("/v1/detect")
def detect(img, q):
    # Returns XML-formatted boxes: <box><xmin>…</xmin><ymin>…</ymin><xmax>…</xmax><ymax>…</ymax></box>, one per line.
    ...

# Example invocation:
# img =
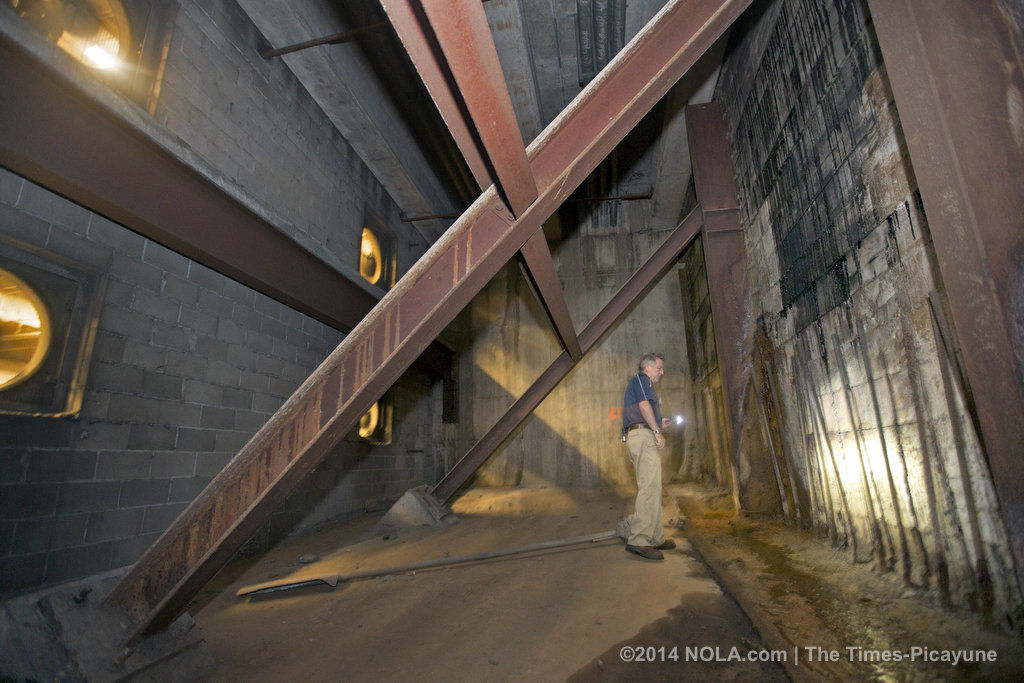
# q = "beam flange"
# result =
<box><xmin>519</xmin><ymin>230</ymin><xmax>582</xmax><ymax>361</ymax></box>
<box><xmin>433</xmin><ymin>207</ymin><xmax>704</xmax><ymax>502</ymax></box>
<box><xmin>107</xmin><ymin>0</ymin><xmax>751</xmax><ymax>637</ymax></box>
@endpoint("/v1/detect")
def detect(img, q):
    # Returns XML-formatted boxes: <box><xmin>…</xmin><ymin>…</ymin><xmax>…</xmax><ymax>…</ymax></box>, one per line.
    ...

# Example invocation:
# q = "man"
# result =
<box><xmin>620</xmin><ymin>352</ymin><xmax>675</xmax><ymax>560</ymax></box>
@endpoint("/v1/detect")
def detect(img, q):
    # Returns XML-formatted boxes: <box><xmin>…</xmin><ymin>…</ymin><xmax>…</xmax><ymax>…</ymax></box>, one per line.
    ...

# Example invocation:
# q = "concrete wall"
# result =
<box><xmin>0</xmin><ymin>0</ymin><xmax>446</xmax><ymax>598</ymax></box>
<box><xmin>707</xmin><ymin>0</ymin><xmax>1020</xmax><ymax>623</ymax></box>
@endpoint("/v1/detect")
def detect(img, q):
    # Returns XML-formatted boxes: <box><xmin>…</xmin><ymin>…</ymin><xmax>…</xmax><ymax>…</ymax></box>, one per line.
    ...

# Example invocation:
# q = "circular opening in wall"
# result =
<box><xmin>360</xmin><ymin>228</ymin><xmax>382</xmax><ymax>285</ymax></box>
<box><xmin>0</xmin><ymin>268</ymin><xmax>51</xmax><ymax>391</ymax></box>
<box><xmin>358</xmin><ymin>401</ymin><xmax>379</xmax><ymax>438</ymax></box>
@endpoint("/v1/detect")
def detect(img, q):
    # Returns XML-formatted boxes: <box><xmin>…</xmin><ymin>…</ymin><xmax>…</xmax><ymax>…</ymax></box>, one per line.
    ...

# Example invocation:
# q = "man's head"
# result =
<box><xmin>639</xmin><ymin>353</ymin><xmax>665</xmax><ymax>383</ymax></box>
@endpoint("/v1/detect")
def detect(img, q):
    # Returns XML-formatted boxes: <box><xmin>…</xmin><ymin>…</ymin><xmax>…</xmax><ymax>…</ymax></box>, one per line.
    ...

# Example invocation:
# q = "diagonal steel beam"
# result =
<box><xmin>382</xmin><ymin>0</ymin><xmax>537</xmax><ymax>216</ymax></box>
<box><xmin>518</xmin><ymin>231</ymin><xmax>582</xmax><ymax>361</ymax></box>
<box><xmin>107</xmin><ymin>0</ymin><xmax>751</xmax><ymax>638</ymax></box>
<box><xmin>434</xmin><ymin>207</ymin><xmax>704</xmax><ymax>502</ymax></box>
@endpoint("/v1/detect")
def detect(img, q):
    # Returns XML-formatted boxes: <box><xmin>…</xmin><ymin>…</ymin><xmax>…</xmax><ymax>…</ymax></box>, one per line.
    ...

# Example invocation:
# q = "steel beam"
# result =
<box><xmin>686</xmin><ymin>102</ymin><xmax>748</xmax><ymax>479</ymax></box>
<box><xmin>0</xmin><ymin>36</ymin><xmax>375</xmax><ymax>334</ymax></box>
<box><xmin>107</xmin><ymin>0</ymin><xmax>751</xmax><ymax>637</ymax></box>
<box><xmin>519</xmin><ymin>231</ymin><xmax>582</xmax><ymax>361</ymax></box>
<box><xmin>866</xmin><ymin>0</ymin><xmax>1024</xmax><ymax>592</ymax></box>
<box><xmin>381</xmin><ymin>0</ymin><xmax>537</xmax><ymax>216</ymax></box>
<box><xmin>434</xmin><ymin>207</ymin><xmax>704</xmax><ymax>502</ymax></box>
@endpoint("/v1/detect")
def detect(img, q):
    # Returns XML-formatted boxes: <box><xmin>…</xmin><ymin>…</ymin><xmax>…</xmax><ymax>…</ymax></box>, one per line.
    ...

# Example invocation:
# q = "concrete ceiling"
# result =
<box><xmin>236</xmin><ymin>0</ymin><xmax>728</xmax><ymax>242</ymax></box>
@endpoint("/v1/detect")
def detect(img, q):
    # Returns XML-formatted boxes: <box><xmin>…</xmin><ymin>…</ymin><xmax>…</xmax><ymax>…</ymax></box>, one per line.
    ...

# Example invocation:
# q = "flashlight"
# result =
<box><xmin>675</xmin><ymin>415</ymin><xmax>683</xmax><ymax>425</ymax></box>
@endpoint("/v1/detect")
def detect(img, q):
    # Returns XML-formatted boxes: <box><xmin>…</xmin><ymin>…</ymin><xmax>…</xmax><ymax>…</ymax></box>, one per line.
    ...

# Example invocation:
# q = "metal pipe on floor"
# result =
<box><xmin>237</xmin><ymin>530</ymin><xmax>620</xmax><ymax>596</ymax></box>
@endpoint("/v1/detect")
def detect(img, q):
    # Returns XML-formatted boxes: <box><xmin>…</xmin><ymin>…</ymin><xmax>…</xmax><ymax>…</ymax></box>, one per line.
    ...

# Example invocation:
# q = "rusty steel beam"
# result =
<box><xmin>866</xmin><ymin>0</ymin><xmax>1024</xmax><ymax>592</ymax></box>
<box><xmin>686</xmin><ymin>102</ymin><xmax>749</xmax><ymax>477</ymax></box>
<box><xmin>107</xmin><ymin>0</ymin><xmax>751</xmax><ymax>637</ymax></box>
<box><xmin>382</xmin><ymin>0</ymin><xmax>537</xmax><ymax>216</ymax></box>
<box><xmin>434</xmin><ymin>207</ymin><xmax>704</xmax><ymax>502</ymax></box>
<box><xmin>0</xmin><ymin>36</ymin><xmax>375</xmax><ymax>334</ymax></box>
<box><xmin>519</xmin><ymin>231</ymin><xmax>582</xmax><ymax>361</ymax></box>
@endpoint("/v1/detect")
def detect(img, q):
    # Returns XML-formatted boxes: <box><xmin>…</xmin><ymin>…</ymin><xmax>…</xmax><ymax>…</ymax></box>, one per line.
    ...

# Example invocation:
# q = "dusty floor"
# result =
<box><xmin>193</xmin><ymin>485</ymin><xmax>1023</xmax><ymax>681</ymax></box>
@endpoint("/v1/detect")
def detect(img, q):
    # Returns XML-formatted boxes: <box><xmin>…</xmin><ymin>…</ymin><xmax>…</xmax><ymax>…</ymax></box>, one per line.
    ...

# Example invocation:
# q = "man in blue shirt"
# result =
<box><xmin>620</xmin><ymin>352</ymin><xmax>675</xmax><ymax>560</ymax></box>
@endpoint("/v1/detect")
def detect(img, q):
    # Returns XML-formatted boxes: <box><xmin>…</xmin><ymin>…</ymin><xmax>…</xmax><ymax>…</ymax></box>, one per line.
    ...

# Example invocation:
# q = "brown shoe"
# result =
<box><xmin>654</xmin><ymin>539</ymin><xmax>676</xmax><ymax>550</ymax></box>
<box><xmin>626</xmin><ymin>544</ymin><xmax>664</xmax><ymax>561</ymax></box>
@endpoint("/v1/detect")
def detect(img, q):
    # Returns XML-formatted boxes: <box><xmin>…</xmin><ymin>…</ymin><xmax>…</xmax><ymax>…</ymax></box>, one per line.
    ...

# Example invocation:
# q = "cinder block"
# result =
<box><xmin>142</xmin><ymin>240</ymin><xmax>190</xmax><ymax>277</ymax></box>
<box><xmin>0</xmin><ymin>484</ymin><xmax>59</xmax><ymax>519</ymax></box>
<box><xmin>0</xmin><ymin>520</ymin><xmax>13</xmax><ymax>554</ymax></box>
<box><xmin>0</xmin><ymin>165</ymin><xmax>25</xmax><ymax>204</ymax></box>
<box><xmin>101</xmin><ymin>305</ymin><xmax>153</xmax><ymax>340</ymax></box>
<box><xmin>0</xmin><ymin>449</ymin><xmax>26</xmax><ymax>483</ymax></box>
<box><xmin>168</xmin><ymin>476</ymin><xmax>212</xmax><ymax>503</ymax></box>
<box><xmin>128</xmin><ymin>424</ymin><xmax>177</xmax><ymax>451</ymax></box>
<box><xmin>234</xmin><ymin>410</ymin><xmax>266</xmax><ymax>433</ymax></box>
<box><xmin>150</xmin><ymin>451</ymin><xmax>197</xmax><ymax>478</ymax></box>
<box><xmin>50</xmin><ymin>513</ymin><xmax>88</xmax><ymax>549</ymax></box>
<box><xmin>16</xmin><ymin>181</ymin><xmax>90</xmax><ymax>233</ymax></box>
<box><xmin>151</xmin><ymin>321</ymin><xmax>191</xmax><ymax>351</ymax></box>
<box><xmin>0</xmin><ymin>553</ymin><xmax>47</xmax><ymax>596</ymax></box>
<box><xmin>56</xmin><ymin>481</ymin><xmax>120</xmax><ymax>513</ymax></box>
<box><xmin>26</xmin><ymin>451</ymin><xmax>98</xmax><ymax>482</ymax></box>
<box><xmin>119</xmin><ymin>479</ymin><xmax>170</xmax><ymax>507</ymax></box>
<box><xmin>260</xmin><ymin>315</ymin><xmax>286</xmax><ymax>338</ymax></box>
<box><xmin>253</xmin><ymin>354</ymin><xmax>283</xmax><ymax>377</ymax></box>
<box><xmin>85</xmin><ymin>508</ymin><xmax>144</xmax><ymax>543</ymax></box>
<box><xmin>239</xmin><ymin>370</ymin><xmax>269</xmax><ymax>393</ymax></box>
<box><xmin>141</xmin><ymin>502</ymin><xmax>188</xmax><ymax>534</ymax></box>
<box><xmin>44</xmin><ymin>542</ymin><xmax>113</xmax><ymax>584</ymax></box>
<box><xmin>88</xmin><ymin>361</ymin><xmax>144</xmax><ymax>393</ymax></box>
<box><xmin>221</xmin><ymin>387</ymin><xmax>253</xmax><ymax>409</ymax></box>
<box><xmin>187</xmin><ymin>262</ymin><xmax>226</xmax><ymax>293</ymax></box>
<box><xmin>253</xmin><ymin>394</ymin><xmax>284</xmax><ymax>414</ymax></box>
<box><xmin>109</xmin><ymin>252</ymin><xmax>163</xmax><ymax>293</ymax></box>
<box><xmin>231</xmin><ymin>304</ymin><xmax>260</xmax><ymax>329</ymax></box>
<box><xmin>142</xmin><ymin>371</ymin><xmax>183</xmax><ymax>400</ymax></box>
<box><xmin>199</xmin><ymin>405</ymin><xmax>235</xmax><ymax>430</ymax></box>
<box><xmin>196</xmin><ymin>335</ymin><xmax>229</xmax><ymax>360</ymax></box>
<box><xmin>247</xmin><ymin>331</ymin><xmax>273</xmax><ymax>354</ymax></box>
<box><xmin>11</xmin><ymin>518</ymin><xmax>54</xmax><ymax>554</ymax></box>
<box><xmin>112</xmin><ymin>531</ymin><xmax>161</xmax><ymax>567</ymax></box>
<box><xmin>131</xmin><ymin>288</ymin><xmax>181</xmax><ymax>324</ymax></box>
<box><xmin>95</xmin><ymin>452</ymin><xmax>152</xmax><ymax>481</ymax></box>
<box><xmin>196</xmin><ymin>452</ymin><xmax>233</xmax><ymax>477</ymax></box>
<box><xmin>221</xmin><ymin>279</ymin><xmax>255</xmax><ymax>307</ymax></box>
<box><xmin>74</xmin><ymin>422</ymin><xmax>131</xmax><ymax>450</ymax></box>
<box><xmin>226</xmin><ymin>343</ymin><xmax>254</xmax><ymax>368</ymax></box>
<box><xmin>1</xmin><ymin>417</ymin><xmax>74</xmax><ymax>448</ymax></box>
<box><xmin>0</xmin><ymin>203</ymin><xmax>50</xmax><ymax>248</ymax></box>
<box><xmin>87</xmin><ymin>214</ymin><xmax>145</xmax><ymax>256</ymax></box>
<box><xmin>46</xmin><ymin>229</ymin><xmax>112</xmax><ymax>268</ymax></box>
<box><xmin>161</xmin><ymin>274</ymin><xmax>200</xmax><ymax>306</ymax></box>
<box><xmin>183</xmin><ymin>379</ymin><xmax>222</xmax><ymax>404</ymax></box>
<box><xmin>165</xmin><ymin>350</ymin><xmax>208</xmax><ymax>379</ymax></box>
<box><xmin>205</xmin><ymin>359</ymin><xmax>239</xmax><ymax>386</ymax></box>
<box><xmin>90</xmin><ymin>330</ymin><xmax>127</xmax><ymax>363</ymax></box>
<box><xmin>176</xmin><ymin>427</ymin><xmax>217</xmax><ymax>452</ymax></box>
<box><xmin>179</xmin><ymin>307</ymin><xmax>218</xmax><ymax>335</ymax></box>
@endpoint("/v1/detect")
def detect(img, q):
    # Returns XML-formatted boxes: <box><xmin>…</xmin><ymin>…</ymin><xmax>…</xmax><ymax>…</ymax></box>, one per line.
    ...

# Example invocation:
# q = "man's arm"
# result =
<box><xmin>638</xmin><ymin>400</ymin><xmax>666</xmax><ymax>449</ymax></box>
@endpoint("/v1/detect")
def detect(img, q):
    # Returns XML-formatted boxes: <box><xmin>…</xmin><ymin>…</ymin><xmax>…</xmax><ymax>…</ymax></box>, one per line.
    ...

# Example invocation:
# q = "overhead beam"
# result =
<box><xmin>519</xmin><ymin>231</ymin><xmax>582</xmax><ymax>361</ymax></box>
<box><xmin>382</xmin><ymin>0</ymin><xmax>537</xmax><ymax>216</ymax></box>
<box><xmin>107</xmin><ymin>0</ymin><xmax>751</xmax><ymax>638</ymax></box>
<box><xmin>686</xmin><ymin>102</ymin><xmax>748</xmax><ymax>487</ymax></box>
<box><xmin>433</xmin><ymin>207</ymin><xmax>704</xmax><ymax>502</ymax></box>
<box><xmin>0</xmin><ymin>36</ymin><xmax>375</xmax><ymax>334</ymax></box>
<box><xmin>866</xmin><ymin>0</ymin><xmax>1024</xmax><ymax>592</ymax></box>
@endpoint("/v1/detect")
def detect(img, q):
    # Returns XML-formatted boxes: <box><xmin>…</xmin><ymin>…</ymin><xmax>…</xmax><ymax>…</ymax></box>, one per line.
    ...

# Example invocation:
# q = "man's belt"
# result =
<box><xmin>627</xmin><ymin>424</ymin><xmax>652</xmax><ymax>432</ymax></box>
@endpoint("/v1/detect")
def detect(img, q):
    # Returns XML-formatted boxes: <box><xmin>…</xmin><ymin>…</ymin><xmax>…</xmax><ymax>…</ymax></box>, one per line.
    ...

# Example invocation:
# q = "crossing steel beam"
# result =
<box><xmin>433</xmin><ymin>207</ymin><xmax>704</xmax><ymax>502</ymax></box>
<box><xmin>107</xmin><ymin>0</ymin><xmax>751</xmax><ymax>638</ymax></box>
<box><xmin>518</xmin><ymin>231</ymin><xmax>582</xmax><ymax>361</ymax></box>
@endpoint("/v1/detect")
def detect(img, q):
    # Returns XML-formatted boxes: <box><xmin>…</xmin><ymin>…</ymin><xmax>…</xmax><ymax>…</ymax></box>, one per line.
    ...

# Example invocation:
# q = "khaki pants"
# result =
<box><xmin>624</xmin><ymin>429</ymin><xmax>665</xmax><ymax>547</ymax></box>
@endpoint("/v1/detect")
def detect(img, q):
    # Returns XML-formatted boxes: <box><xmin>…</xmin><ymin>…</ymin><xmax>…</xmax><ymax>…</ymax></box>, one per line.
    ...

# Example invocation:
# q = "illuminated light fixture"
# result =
<box><xmin>358</xmin><ymin>401</ymin><xmax>380</xmax><ymax>438</ymax></box>
<box><xmin>83</xmin><ymin>42</ymin><xmax>117</xmax><ymax>69</ymax></box>
<box><xmin>675</xmin><ymin>415</ymin><xmax>684</xmax><ymax>425</ymax></box>
<box><xmin>359</xmin><ymin>228</ymin><xmax>382</xmax><ymax>285</ymax></box>
<box><xmin>0</xmin><ymin>268</ymin><xmax>51</xmax><ymax>391</ymax></box>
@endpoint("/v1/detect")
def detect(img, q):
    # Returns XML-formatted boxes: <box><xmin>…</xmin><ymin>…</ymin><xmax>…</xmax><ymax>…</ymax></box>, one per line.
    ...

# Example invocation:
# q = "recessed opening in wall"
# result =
<box><xmin>360</xmin><ymin>227</ymin><xmax>383</xmax><ymax>285</ymax></box>
<box><xmin>8</xmin><ymin>0</ymin><xmax>177</xmax><ymax>110</ymax></box>
<box><xmin>358</xmin><ymin>394</ymin><xmax>392</xmax><ymax>445</ymax></box>
<box><xmin>0</xmin><ymin>268</ymin><xmax>51</xmax><ymax>391</ymax></box>
<box><xmin>0</xmin><ymin>236</ymin><xmax>106</xmax><ymax>417</ymax></box>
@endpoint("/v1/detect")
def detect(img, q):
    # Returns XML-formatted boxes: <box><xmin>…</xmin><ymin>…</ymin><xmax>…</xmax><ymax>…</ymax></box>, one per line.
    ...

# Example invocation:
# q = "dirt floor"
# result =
<box><xmin>193</xmin><ymin>485</ymin><xmax>1024</xmax><ymax>681</ymax></box>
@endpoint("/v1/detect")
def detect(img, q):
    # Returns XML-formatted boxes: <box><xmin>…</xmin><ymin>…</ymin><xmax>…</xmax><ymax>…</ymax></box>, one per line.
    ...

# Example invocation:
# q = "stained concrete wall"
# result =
<box><xmin>705</xmin><ymin>0</ymin><xmax>1020</xmax><ymax>623</ymax></box>
<box><xmin>0</xmin><ymin>0</ymin><xmax>447</xmax><ymax>598</ymax></box>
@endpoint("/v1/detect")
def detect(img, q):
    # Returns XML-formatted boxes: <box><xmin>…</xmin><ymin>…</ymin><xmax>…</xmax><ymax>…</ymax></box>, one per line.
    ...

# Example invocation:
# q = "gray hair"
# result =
<box><xmin>638</xmin><ymin>353</ymin><xmax>664</xmax><ymax>372</ymax></box>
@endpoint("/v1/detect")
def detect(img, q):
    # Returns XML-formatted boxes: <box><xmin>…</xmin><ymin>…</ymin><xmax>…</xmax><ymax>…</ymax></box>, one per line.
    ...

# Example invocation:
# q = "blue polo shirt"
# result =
<box><xmin>623</xmin><ymin>373</ymin><xmax>661</xmax><ymax>429</ymax></box>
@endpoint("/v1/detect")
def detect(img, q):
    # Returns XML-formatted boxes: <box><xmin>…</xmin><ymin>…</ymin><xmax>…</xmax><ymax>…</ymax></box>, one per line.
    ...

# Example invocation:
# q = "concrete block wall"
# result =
<box><xmin>0</xmin><ymin>177</ymin><xmax>443</xmax><ymax>598</ymax></box>
<box><xmin>154</xmin><ymin>0</ymin><xmax>425</xmax><ymax>276</ymax></box>
<box><xmin>709</xmin><ymin>0</ymin><xmax>1020</xmax><ymax>622</ymax></box>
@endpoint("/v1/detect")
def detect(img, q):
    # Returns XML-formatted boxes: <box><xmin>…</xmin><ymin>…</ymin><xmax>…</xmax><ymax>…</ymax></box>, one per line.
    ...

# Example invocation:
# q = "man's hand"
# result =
<box><xmin>654</xmin><ymin>432</ymin><xmax>665</xmax><ymax>449</ymax></box>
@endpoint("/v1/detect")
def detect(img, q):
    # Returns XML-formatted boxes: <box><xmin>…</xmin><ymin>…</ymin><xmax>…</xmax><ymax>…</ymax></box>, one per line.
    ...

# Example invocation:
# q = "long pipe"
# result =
<box><xmin>237</xmin><ymin>530</ymin><xmax>619</xmax><ymax>596</ymax></box>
